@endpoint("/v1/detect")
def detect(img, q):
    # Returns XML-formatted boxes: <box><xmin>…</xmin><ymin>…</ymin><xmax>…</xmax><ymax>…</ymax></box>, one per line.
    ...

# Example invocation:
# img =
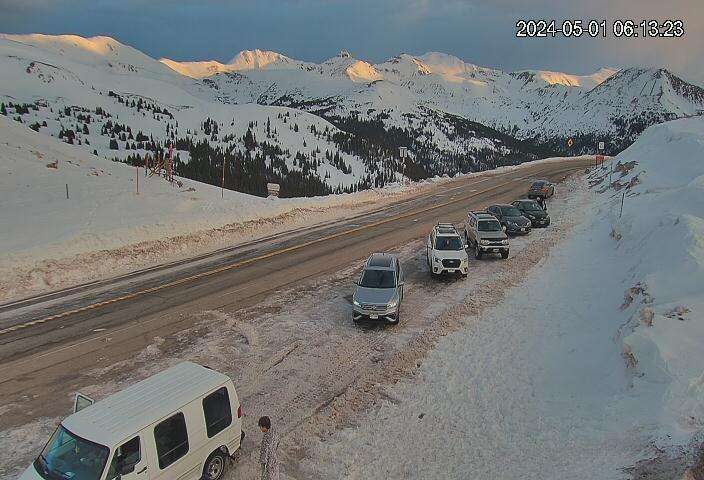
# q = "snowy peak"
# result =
<box><xmin>160</xmin><ymin>58</ymin><xmax>231</xmax><ymax>78</ymax></box>
<box><xmin>587</xmin><ymin>67</ymin><xmax>704</xmax><ymax>110</ymax></box>
<box><xmin>228</xmin><ymin>49</ymin><xmax>295</xmax><ymax>70</ymax></box>
<box><xmin>377</xmin><ymin>54</ymin><xmax>432</xmax><ymax>77</ymax></box>
<box><xmin>160</xmin><ymin>49</ymin><xmax>296</xmax><ymax>78</ymax></box>
<box><xmin>509</xmin><ymin>67</ymin><xmax>618</xmax><ymax>90</ymax></box>
<box><xmin>0</xmin><ymin>33</ymin><xmax>173</xmax><ymax>76</ymax></box>
<box><xmin>415</xmin><ymin>52</ymin><xmax>492</xmax><ymax>78</ymax></box>
<box><xmin>315</xmin><ymin>51</ymin><xmax>383</xmax><ymax>83</ymax></box>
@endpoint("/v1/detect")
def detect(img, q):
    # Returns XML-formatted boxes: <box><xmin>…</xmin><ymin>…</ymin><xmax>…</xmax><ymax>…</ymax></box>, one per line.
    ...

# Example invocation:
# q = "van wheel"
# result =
<box><xmin>501</xmin><ymin>250</ymin><xmax>509</xmax><ymax>259</ymax></box>
<box><xmin>203</xmin><ymin>450</ymin><xmax>227</xmax><ymax>480</ymax></box>
<box><xmin>475</xmin><ymin>245</ymin><xmax>483</xmax><ymax>260</ymax></box>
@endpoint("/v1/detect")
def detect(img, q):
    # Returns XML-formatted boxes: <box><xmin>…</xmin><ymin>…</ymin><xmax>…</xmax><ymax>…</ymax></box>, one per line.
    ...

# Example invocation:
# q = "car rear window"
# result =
<box><xmin>360</xmin><ymin>269</ymin><xmax>396</xmax><ymax>288</ymax></box>
<box><xmin>435</xmin><ymin>236</ymin><xmax>463</xmax><ymax>251</ymax></box>
<box><xmin>478</xmin><ymin>220</ymin><xmax>502</xmax><ymax>232</ymax></box>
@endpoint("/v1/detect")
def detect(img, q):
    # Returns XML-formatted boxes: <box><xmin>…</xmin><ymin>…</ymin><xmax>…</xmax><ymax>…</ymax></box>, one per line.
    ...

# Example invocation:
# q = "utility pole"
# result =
<box><xmin>399</xmin><ymin>146</ymin><xmax>408</xmax><ymax>184</ymax></box>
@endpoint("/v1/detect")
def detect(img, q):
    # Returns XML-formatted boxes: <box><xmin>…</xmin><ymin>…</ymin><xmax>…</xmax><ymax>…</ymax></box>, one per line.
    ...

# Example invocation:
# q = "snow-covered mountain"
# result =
<box><xmin>1</xmin><ymin>33</ymin><xmax>702</xmax><ymax>197</ymax></box>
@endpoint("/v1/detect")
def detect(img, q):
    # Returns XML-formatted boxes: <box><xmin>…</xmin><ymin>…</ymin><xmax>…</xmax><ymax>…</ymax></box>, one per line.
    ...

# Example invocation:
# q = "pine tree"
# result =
<box><xmin>109</xmin><ymin>138</ymin><xmax>119</xmax><ymax>150</ymax></box>
<box><xmin>83</xmin><ymin>124</ymin><xmax>89</xmax><ymax>135</ymax></box>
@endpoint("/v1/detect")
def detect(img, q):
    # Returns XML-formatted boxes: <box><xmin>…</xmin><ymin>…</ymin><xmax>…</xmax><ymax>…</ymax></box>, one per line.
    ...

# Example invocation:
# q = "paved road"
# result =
<box><xmin>0</xmin><ymin>158</ymin><xmax>590</xmax><ymax>403</ymax></box>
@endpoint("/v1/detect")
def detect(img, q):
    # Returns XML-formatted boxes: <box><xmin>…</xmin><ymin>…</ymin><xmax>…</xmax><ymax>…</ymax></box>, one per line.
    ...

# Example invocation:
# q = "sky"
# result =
<box><xmin>0</xmin><ymin>0</ymin><xmax>702</xmax><ymax>82</ymax></box>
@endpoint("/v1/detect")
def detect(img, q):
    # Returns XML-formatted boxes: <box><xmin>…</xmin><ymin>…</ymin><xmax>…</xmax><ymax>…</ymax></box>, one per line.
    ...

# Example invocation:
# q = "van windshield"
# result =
<box><xmin>34</xmin><ymin>426</ymin><xmax>109</xmax><ymax>480</ymax></box>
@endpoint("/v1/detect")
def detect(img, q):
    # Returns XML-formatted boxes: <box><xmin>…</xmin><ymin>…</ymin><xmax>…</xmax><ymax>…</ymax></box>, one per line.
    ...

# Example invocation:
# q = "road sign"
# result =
<box><xmin>267</xmin><ymin>183</ymin><xmax>281</xmax><ymax>197</ymax></box>
<box><xmin>567</xmin><ymin>138</ymin><xmax>574</xmax><ymax>148</ymax></box>
<box><xmin>598</xmin><ymin>141</ymin><xmax>605</xmax><ymax>151</ymax></box>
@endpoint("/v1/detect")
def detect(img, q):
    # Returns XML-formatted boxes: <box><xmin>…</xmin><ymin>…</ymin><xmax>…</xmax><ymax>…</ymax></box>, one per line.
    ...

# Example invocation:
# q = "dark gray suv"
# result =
<box><xmin>511</xmin><ymin>199</ymin><xmax>550</xmax><ymax>227</ymax></box>
<box><xmin>487</xmin><ymin>204</ymin><xmax>531</xmax><ymax>235</ymax></box>
<box><xmin>352</xmin><ymin>253</ymin><xmax>404</xmax><ymax>324</ymax></box>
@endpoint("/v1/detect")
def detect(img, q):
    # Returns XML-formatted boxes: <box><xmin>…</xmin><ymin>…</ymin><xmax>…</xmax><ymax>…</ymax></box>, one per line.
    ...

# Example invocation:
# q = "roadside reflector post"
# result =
<box><xmin>136</xmin><ymin>166</ymin><xmax>139</xmax><ymax>195</ymax></box>
<box><xmin>620</xmin><ymin>191</ymin><xmax>625</xmax><ymax>218</ymax></box>
<box><xmin>66</xmin><ymin>183</ymin><xmax>69</xmax><ymax>199</ymax></box>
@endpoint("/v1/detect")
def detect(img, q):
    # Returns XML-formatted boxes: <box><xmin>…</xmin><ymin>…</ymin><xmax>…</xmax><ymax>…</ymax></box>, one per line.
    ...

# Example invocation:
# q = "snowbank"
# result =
<box><xmin>600</xmin><ymin>117</ymin><xmax>704</xmax><ymax>441</ymax></box>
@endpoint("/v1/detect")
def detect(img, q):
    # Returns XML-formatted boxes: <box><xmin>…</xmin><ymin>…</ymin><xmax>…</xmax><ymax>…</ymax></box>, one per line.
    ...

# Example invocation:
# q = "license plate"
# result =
<box><xmin>521</xmin><ymin>228</ymin><xmax>526</xmax><ymax>232</ymax></box>
<box><xmin>492</xmin><ymin>249</ymin><xmax>499</xmax><ymax>253</ymax></box>
<box><xmin>370</xmin><ymin>314</ymin><xmax>379</xmax><ymax>319</ymax></box>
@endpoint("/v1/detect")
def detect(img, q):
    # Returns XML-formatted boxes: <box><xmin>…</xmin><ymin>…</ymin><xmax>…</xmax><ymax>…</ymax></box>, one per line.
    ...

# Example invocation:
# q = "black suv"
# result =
<box><xmin>511</xmin><ymin>199</ymin><xmax>550</xmax><ymax>228</ymax></box>
<box><xmin>486</xmin><ymin>204</ymin><xmax>531</xmax><ymax>235</ymax></box>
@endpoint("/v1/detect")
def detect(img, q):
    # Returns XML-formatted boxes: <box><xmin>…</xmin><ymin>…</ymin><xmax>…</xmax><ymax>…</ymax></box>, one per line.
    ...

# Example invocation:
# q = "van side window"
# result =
<box><xmin>106</xmin><ymin>436</ymin><xmax>141</xmax><ymax>479</ymax></box>
<box><xmin>203</xmin><ymin>387</ymin><xmax>233</xmax><ymax>438</ymax></box>
<box><xmin>154</xmin><ymin>412</ymin><xmax>189</xmax><ymax>469</ymax></box>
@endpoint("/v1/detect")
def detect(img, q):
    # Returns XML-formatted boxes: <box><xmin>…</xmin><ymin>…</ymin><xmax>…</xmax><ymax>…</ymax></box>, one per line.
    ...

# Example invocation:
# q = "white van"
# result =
<box><xmin>20</xmin><ymin>362</ymin><xmax>244</xmax><ymax>480</ymax></box>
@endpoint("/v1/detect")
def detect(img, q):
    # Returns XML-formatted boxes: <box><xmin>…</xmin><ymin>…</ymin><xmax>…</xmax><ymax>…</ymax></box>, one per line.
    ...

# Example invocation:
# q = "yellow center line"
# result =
<box><xmin>0</xmin><ymin>164</ymin><xmax>576</xmax><ymax>337</ymax></box>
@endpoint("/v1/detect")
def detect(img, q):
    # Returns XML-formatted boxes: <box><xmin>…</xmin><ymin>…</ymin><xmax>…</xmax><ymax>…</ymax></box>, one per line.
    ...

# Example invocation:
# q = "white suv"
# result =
<box><xmin>426</xmin><ymin>223</ymin><xmax>469</xmax><ymax>277</ymax></box>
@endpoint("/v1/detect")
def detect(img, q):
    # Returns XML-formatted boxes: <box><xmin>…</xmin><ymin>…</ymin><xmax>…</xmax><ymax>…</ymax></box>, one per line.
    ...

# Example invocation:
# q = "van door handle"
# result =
<box><xmin>137</xmin><ymin>466</ymin><xmax>147</xmax><ymax>475</ymax></box>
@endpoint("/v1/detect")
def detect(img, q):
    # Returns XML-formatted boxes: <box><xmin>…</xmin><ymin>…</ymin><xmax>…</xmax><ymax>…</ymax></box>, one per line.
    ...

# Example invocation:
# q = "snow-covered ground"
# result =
<box><xmin>0</xmin><ymin>114</ymin><xmax>418</xmax><ymax>302</ymax></box>
<box><xmin>0</xmin><ymin>170</ymin><xmax>587</xmax><ymax>480</ymax></box>
<box><xmin>0</xmin><ymin>114</ymin><xmax>589</xmax><ymax>303</ymax></box>
<box><xmin>302</xmin><ymin>117</ymin><xmax>704</xmax><ymax>479</ymax></box>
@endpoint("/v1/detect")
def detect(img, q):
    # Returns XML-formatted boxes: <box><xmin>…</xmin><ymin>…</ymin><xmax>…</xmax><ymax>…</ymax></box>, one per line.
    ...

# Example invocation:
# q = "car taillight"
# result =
<box><xmin>237</xmin><ymin>405</ymin><xmax>242</xmax><ymax>418</ymax></box>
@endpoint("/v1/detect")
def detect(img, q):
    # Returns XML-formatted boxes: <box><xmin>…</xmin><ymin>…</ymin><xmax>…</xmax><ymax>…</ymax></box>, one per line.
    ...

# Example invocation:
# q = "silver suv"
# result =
<box><xmin>352</xmin><ymin>253</ymin><xmax>404</xmax><ymax>324</ymax></box>
<box><xmin>426</xmin><ymin>223</ymin><xmax>469</xmax><ymax>277</ymax></box>
<box><xmin>464</xmin><ymin>211</ymin><xmax>510</xmax><ymax>259</ymax></box>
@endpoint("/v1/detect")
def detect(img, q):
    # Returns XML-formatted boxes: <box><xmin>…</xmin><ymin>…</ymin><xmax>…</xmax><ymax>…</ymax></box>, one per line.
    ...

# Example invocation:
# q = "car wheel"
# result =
<box><xmin>389</xmin><ymin>310</ymin><xmax>400</xmax><ymax>325</ymax></box>
<box><xmin>475</xmin><ymin>245</ymin><xmax>483</xmax><ymax>259</ymax></box>
<box><xmin>501</xmin><ymin>250</ymin><xmax>509</xmax><ymax>259</ymax></box>
<box><xmin>203</xmin><ymin>450</ymin><xmax>227</xmax><ymax>480</ymax></box>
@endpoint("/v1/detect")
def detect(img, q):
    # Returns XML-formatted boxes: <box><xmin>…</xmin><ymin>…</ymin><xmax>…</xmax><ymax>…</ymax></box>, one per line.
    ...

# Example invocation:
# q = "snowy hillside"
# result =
<box><xmin>0</xmin><ymin>34</ymin><xmax>548</xmax><ymax>197</ymax></box>
<box><xmin>0</xmin><ymin>114</ymin><xmax>423</xmax><ymax>301</ymax></box>
<box><xmin>2</xmin><ymin>33</ymin><xmax>703</xmax><ymax>199</ymax></box>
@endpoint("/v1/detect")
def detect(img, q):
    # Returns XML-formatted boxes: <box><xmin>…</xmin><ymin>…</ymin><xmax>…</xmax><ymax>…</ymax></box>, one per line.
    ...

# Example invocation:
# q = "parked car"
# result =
<box><xmin>352</xmin><ymin>253</ymin><xmax>404</xmax><ymax>324</ymax></box>
<box><xmin>426</xmin><ymin>223</ymin><xmax>469</xmax><ymax>277</ymax></box>
<box><xmin>511</xmin><ymin>199</ymin><xmax>551</xmax><ymax>227</ymax></box>
<box><xmin>464</xmin><ymin>211</ymin><xmax>510</xmax><ymax>259</ymax></box>
<box><xmin>20</xmin><ymin>362</ymin><xmax>243</xmax><ymax>480</ymax></box>
<box><xmin>527</xmin><ymin>180</ymin><xmax>555</xmax><ymax>199</ymax></box>
<box><xmin>486</xmin><ymin>204</ymin><xmax>531</xmax><ymax>235</ymax></box>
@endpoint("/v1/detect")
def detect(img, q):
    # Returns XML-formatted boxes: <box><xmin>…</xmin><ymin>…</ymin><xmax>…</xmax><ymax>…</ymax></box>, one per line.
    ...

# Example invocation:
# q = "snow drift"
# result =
<box><xmin>602</xmin><ymin>116</ymin><xmax>704</xmax><ymax>440</ymax></box>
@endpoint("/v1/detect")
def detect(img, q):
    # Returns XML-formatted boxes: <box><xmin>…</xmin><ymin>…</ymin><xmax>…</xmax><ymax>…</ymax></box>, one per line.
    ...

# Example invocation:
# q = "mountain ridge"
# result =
<box><xmin>1</xmin><ymin>33</ymin><xmax>703</xmax><ymax>198</ymax></box>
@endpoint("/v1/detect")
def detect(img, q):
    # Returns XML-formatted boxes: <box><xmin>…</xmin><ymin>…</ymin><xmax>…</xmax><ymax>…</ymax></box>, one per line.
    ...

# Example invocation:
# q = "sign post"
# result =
<box><xmin>399</xmin><ymin>146</ymin><xmax>408</xmax><ymax>183</ymax></box>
